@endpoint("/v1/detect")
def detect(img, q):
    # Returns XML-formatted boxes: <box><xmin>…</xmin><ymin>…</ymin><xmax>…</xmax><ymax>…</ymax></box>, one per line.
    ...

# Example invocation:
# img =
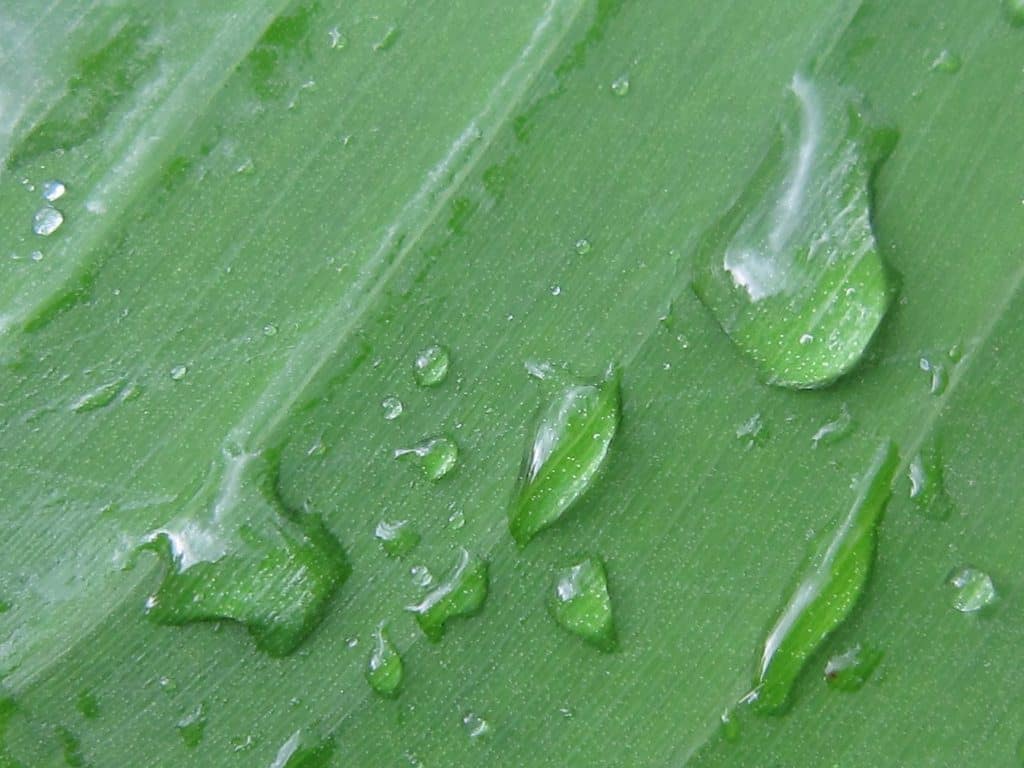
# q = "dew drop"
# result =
<box><xmin>747</xmin><ymin>442</ymin><xmax>898</xmax><ymax>713</ymax></box>
<box><xmin>410</xmin><ymin>564</ymin><xmax>434</xmax><ymax>588</ymax></box>
<box><xmin>550</xmin><ymin>284</ymin><xmax>562</xmax><ymax>296</ymax></box>
<box><xmin>29</xmin><ymin>250</ymin><xmax>43</xmax><ymax>262</ymax></box>
<box><xmin>693</xmin><ymin>75</ymin><xmax>895</xmax><ymax>388</ymax></box>
<box><xmin>382</xmin><ymin>396</ymin><xmax>404</xmax><ymax>420</ymax></box>
<box><xmin>413</xmin><ymin>344</ymin><xmax>450</xmax><ymax>387</ymax></box>
<box><xmin>736</xmin><ymin>413</ymin><xmax>768</xmax><ymax>449</ymax></box>
<box><xmin>32</xmin><ymin>205</ymin><xmax>64</xmax><ymax>236</ymax></box>
<box><xmin>395</xmin><ymin>436</ymin><xmax>458</xmax><ymax>480</ymax></box>
<box><xmin>509</xmin><ymin>365</ymin><xmax>620</xmax><ymax>547</ymax></box>
<box><xmin>811</xmin><ymin>404</ymin><xmax>854</xmax><ymax>447</ymax></box>
<box><xmin>176</xmin><ymin>702</ymin><xmax>207</xmax><ymax>749</ymax></box>
<box><xmin>366</xmin><ymin>623</ymin><xmax>403</xmax><ymax>698</ymax></box>
<box><xmin>462</xmin><ymin>712</ymin><xmax>490</xmax><ymax>739</ymax></box>
<box><xmin>42</xmin><ymin>179</ymin><xmax>66</xmax><ymax>201</ymax></box>
<box><xmin>574</xmin><ymin>238</ymin><xmax>592</xmax><ymax>255</ymax></box>
<box><xmin>948</xmin><ymin>566</ymin><xmax>996</xmax><ymax>613</ymax></box>
<box><xmin>610</xmin><ymin>73</ymin><xmax>630</xmax><ymax>96</ymax></box>
<box><xmin>374</xmin><ymin>520</ymin><xmax>420</xmax><ymax>558</ymax></box>
<box><xmin>406</xmin><ymin>548</ymin><xmax>488</xmax><ymax>640</ymax></box>
<box><xmin>824</xmin><ymin>643</ymin><xmax>882</xmax><ymax>691</ymax></box>
<box><xmin>930</xmin><ymin>49</ymin><xmax>962</xmax><ymax>74</ymax></box>
<box><xmin>549</xmin><ymin>556</ymin><xmax>615</xmax><ymax>651</ymax></box>
<box><xmin>919</xmin><ymin>357</ymin><xmax>948</xmax><ymax>395</ymax></box>
<box><xmin>169</xmin><ymin>364</ymin><xmax>188</xmax><ymax>381</ymax></box>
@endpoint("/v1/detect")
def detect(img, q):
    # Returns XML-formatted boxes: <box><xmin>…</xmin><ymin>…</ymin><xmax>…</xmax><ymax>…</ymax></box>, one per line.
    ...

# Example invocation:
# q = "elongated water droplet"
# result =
<box><xmin>462</xmin><ymin>712</ymin><xmax>490</xmax><ymax>739</ymax></box>
<box><xmin>42</xmin><ymin>179</ymin><xmax>66</xmax><ymax>201</ymax></box>
<box><xmin>382</xmin><ymin>396</ymin><xmax>404</xmax><ymax>420</ymax></box>
<box><xmin>406</xmin><ymin>548</ymin><xmax>488</xmax><ymax>641</ymax></box>
<box><xmin>413</xmin><ymin>344</ymin><xmax>449</xmax><ymax>386</ymax></box>
<box><xmin>919</xmin><ymin>357</ymin><xmax>948</xmax><ymax>395</ymax></box>
<box><xmin>824</xmin><ymin>643</ymin><xmax>882</xmax><ymax>691</ymax></box>
<box><xmin>176</xmin><ymin>703</ymin><xmax>207</xmax><ymax>749</ymax></box>
<box><xmin>70</xmin><ymin>380</ymin><xmax>124</xmax><ymax>413</ymax></box>
<box><xmin>144</xmin><ymin>450</ymin><xmax>351</xmax><ymax>656</ymax></box>
<box><xmin>269</xmin><ymin>729</ymin><xmax>335</xmax><ymax>768</ymax></box>
<box><xmin>748</xmin><ymin>442</ymin><xmax>898</xmax><ymax>713</ymax></box>
<box><xmin>930</xmin><ymin>49</ymin><xmax>962</xmax><ymax>74</ymax></box>
<box><xmin>948</xmin><ymin>566</ymin><xmax>996</xmax><ymax>612</ymax></box>
<box><xmin>394</xmin><ymin>436</ymin><xmax>458</xmax><ymax>480</ymax></box>
<box><xmin>907</xmin><ymin>435</ymin><xmax>951</xmax><ymax>520</ymax></box>
<box><xmin>736</xmin><ymin>413</ymin><xmax>768</xmax><ymax>449</ymax></box>
<box><xmin>610</xmin><ymin>74</ymin><xmax>630</xmax><ymax>96</ymax></box>
<box><xmin>509</xmin><ymin>366</ymin><xmax>620</xmax><ymax>547</ymax></box>
<box><xmin>375</xmin><ymin>520</ymin><xmax>419</xmax><ymax>558</ymax></box>
<box><xmin>693</xmin><ymin>75</ymin><xmax>895</xmax><ymax>388</ymax></box>
<box><xmin>366</xmin><ymin>624</ymin><xmax>403</xmax><ymax>697</ymax></box>
<box><xmin>811</xmin><ymin>404</ymin><xmax>853</xmax><ymax>447</ymax></box>
<box><xmin>32</xmin><ymin>206</ymin><xmax>64</xmax><ymax>236</ymax></box>
<box><xmin>549</xmin><ymin>556</ymin><xmax>615</xmax><ymax>651</ymax></box>
<box><xmin>1004</xmin><ymin>0</ymin><xmax>1024</xmax><ymax>27</ymax></box>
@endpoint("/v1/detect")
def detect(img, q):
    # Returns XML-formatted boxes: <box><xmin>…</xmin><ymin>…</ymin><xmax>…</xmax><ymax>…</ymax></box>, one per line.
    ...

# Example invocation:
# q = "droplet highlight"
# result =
<box><xmin>394</xmin><ymin>436</ymin><xmax>458</xmax><ymax>481</ymax></box>
<box><xmin>406</xmin><ymin>548</ymin><xmax>488</xmax><ymax>640</ymax></box>
<box><xmin>549</xmin><ymin>556</ymin><xmax>615</xmax><ymax>651</ymax></box>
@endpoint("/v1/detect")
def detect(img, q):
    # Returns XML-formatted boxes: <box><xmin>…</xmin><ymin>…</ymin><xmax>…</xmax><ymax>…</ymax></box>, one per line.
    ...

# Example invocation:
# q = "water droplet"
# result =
<box><xmin>549</xmin><ymin>556</ymin><xmax>615</xmax><ymax>651</ymax></box>
<box><xmin>462</xmin><ymin>712</ymin><xmax>490</xmax><ymax>739</ymax></box>
<box><xmin>70</xmin><ymin>379</ymin><xmax>124</xmax><ymax>413</ymax></box>
<box><xmin>366</xmin><ymin>624</ymin><xmax>403</xmax><ymax>697</ymax></box>
<box><xmin>907</xmin><ymin>435</ymin><xmax>951</xmax><ymax>519</ymax></box>
<box><xmin>447</xmin><ymin>508</ymin><xmax>465</xmax><ymax>530</ymax></box>
<box><xmin>947</xmin><ymin>342</ymin><xmax>963</xmax><ymax>363</ymax></box>
<box><xmin>824</xmin><ymin>643</ymin><xmax>883</xmax><ymax>691</ymax></box>
<box><xmin>1004</xmin><ymin>0</ymin><xmax>1024</xmax><ymax>27</ymax></box>
<box><xmin>372</xmin><ymin>25</ymin><xmax>399</xmax><ymax>52</ymax></box>
<box><xmin>158</xmin><ymin>675</ymin><xmax>177</xmax><ymax>694</ymax></box>
<box><xmin>42</xmin><ymin>179</ymin><xmax>66</xmax><ymax>201</ymax></box>
<box><xmin>29</xmin><ymin>250</ymin><xmax>43</xmax><ymax>262</ymax></box>
<box><xmin>811</xmin><ymin>404</ymin><xmax>854</xmax><ymax>447</ymax></box>
<box><xmin>230</xmin><ymin>735</ymin><xmax>255</xmax><ymax>752</ymax></box>
<box><xmin>169</xmin><ymin>364</ymin><xmax>188</xmax><ymax>381</ymax></box>
<box><xmin>930</xmin><ymin>49</ymin><xmax>962</xmax><ymax>74</ymax></box>
<box><xmin>406</xmin><ymin>548</ymin><xmax>488</xmax><ymax>640</ymax></box>
<box><xmin>748</xmin><ymin>442</ymin><xmax>898</xmax><ymax>713</ymax></box>
<box><xmin>736</xmin><ymin>413</ymin><xmax>769</xmax><ymax>449</ymax></box>
<box><xmin>509</xmin><ymin>365</ymin><xmax>620</xmax><ymax>547</ymax></box>
<box><xmin>375</xmin><ymin>520</ymin><xmax>420</xmax><ymax>558</ymax></box>
<box><xmin>720</xmin><ymin>708</ymin><xmax>741</xmax><ymax>743</ymax></box>
<box><xmin>693</xmin><ymin>75</ymin><xmax>895</xmax><ymax>388</ymax></box>
<box><xmin>382</xmin><ymin>396</ymin><xmax>404</xmax><ymax>420</ymax></box>
<box><xmin>413</xmin><ymin>344</ymin><xmax>450</xmax><ymax>386</ymax></box>
<box><xmin>550</xmin><ymin>284</ymin><xmax>562</xmax><ymax>296</ymax></box>
<box><xmin>395</xmin><ymin>437</ymin><xmax>458</xmax><ymax>481</ymax></box>
<box><xmin>262</xmin><ymin>323</ymin><xmax>278</xmax><ymax>336</ymax></box>
<box><xmin>948</xmin><ymin>566</ymin><xmax>996</xmax><ymax>612</ymax></box>
<box><xmin>610</xmin><ymin>73</ymin><xmax>630</xmax><ymax>96</ymax></box>
<box><xmin>269</xmin><ymin>729</ymin><xmax>335</xmax><ymax>768</ymax></box>
<box><xmin>75</xmin><ymin>690</ymin><xmax>100</xmax><ymax>719</ymax></box>
<box><xmin>327</xmin><ymin>26</ymin><xmax>346</xmax><ymax>49</ymax></box>
<box><xmin>919</xmin><ymin>357</ymin><xmax>948</xmax><ymax>395</ymax></box>
<box><xmin>558</xmin><ymin>706</ymin><xmax>574</xmax><ymax>719</ymax></box>
<box><xmin>574</xmin><ymin>238</ymin><xmax>592</xmax><ymax>255</ymax></box>
<box><xmin>176</xmin><ymin>703</ymin><xmax>207</xmax><ymax>749</ymax></box>
<box><xmin>32</xmin><ymin>205</ymin><xmax>64</xmax><ymax>236</ymax></box>
<box><xmin>410</xmin><ymin>564</ymin><xmax>434</xmax><ymax>588</ymax></box>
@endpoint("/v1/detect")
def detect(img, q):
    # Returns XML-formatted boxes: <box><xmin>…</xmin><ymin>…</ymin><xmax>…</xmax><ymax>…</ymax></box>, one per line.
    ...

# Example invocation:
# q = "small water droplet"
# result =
<box><xmin>462</xmin><ymin>712</ymin><xmax>490</xmax><ymax>739</ymax></box>
<box><xmin>948</xmin><ymin>566</ymin><xmax>996</xmax><ymax>612</ymax></box>
<box><xmin>169</xmin><ymin>364</ymin><xmax>188</xmax><ymax>381</ymax></box>
<box><xmin>736</xmin><ymin>413</ymin><xmax>769</xmax><ymax>449</ymax></box>
<box><xmin>346</xmin><ymin>636</ymin><xmax>359</xmax><ymax>649</ymax></box>
<box><xmin>158</xmin><ymin>675</ymin><xmax>177</xmax><ymax>694</ymax></box>
<box><xmin>413</xmin><ymin>344</ymin><xmax>450</xmax><ymax>386</ymax></box>
<box><xmin>176</xmin><ymin>702</ymin><xmax>207</xmax><ymax>749</ymax></box>
<box><xmin>907</xmin><ymin>435</ymin><xmax>951</xmax><ymax>519</ymax></box>
<box><xmin>824</xmin><ymin>643</ymin><xmax>883</xmax><ymax>691</ymax></box>
<box><xmin>509</xmin><ymin>365</ymin><xmax>620</xmax><ymax>547</ymax></box>
<box><xmin>947</xmin><ymin>342</ymin><xmax>963</xmax><ymax>363</ymax></box>
<box><xmin>410</xmin><ymin>564</ymin><xmax>434</xmax><ymax>588</ymax></box>
<box><xmin>550</xmin><ymin>556</ymin><xmax>615</xmax><ymax>651</ymax></box>
<box><xmin>1004</xmin><ymin>0</ymin><xmax>1024</xmax><ymax>27</ymax></box>
<box><xmin>610</xmin><ymin>73</ymin><xmax>630</xmax><ymax>96</ymax></box>
<box><xmin>447</xmin><ymin>508</ymin><xmax>465</xmax><ymax>530</ymax></box>
<box><xmin>42</xmin><ymin>179</ymin><xmax>66</xmax><ymax>201</ymax></box>
<box><xmin>395</xmin><ymin>436</ymin><xmax>458</xmax><ymax>480</ymax></box>
<box><xmin>366</xmin><ymin>623</ymin><xmax>403</xmax><ymax>697</ymax></box>
<box><xmin>558</xmin><ymin>706</ymin><xmax>574</xmax><ymax>719</ymax></box>
<box><xmin>799</xmin><ymin>333</ymin><xmax>814</xmax><ymax>345</ymax></box>
<box><xmin>811</xmin><ymin>404</ymin><xmax>853</xmax><ymax>447</ymax></box>
<box><xmin>32</xmin><ymin>205</ymin><xmax>63</xmax><ymax>236</ymax></box>
<box><xmin>375</xmin><ymin>520</ymin><xmax>420</xmax><ymax>558</ymax></box>
<box><xmin>262</xmin><ymin>323</ymin><xmax>278</xmax><ymax>336</ymax></box>
<box><xmin>919</xmin><ymin>357</ymin><xmax>948</xmax><ymax>395</ymax></box>
<box><xmin>930</xmin><ymin>49</ymin><xmax>962</xmax><ymax>73</ymax></box>
<box><xmin>574</xmin><ymin>238</ymin><xmax>592</xmax><ymax>255</ymax></box>
<box><xmin>29</xmin><ymin>250</ymin><xmax>44</xmax><ymax>262</ymax></box>
<box><xmin>382</xmin><ymin>396</ymin><xmax>404</xmax><ymax>420</ymax></box>
<box><xmin>406</xmin><ymin>548</ymin><xmax>488</xmax><ymax>640</ymax></box>
<box><xmin>550</xmin><ymin>284</ymin><xmax>562</xmax><ymax>296</ymax></box>
<box><xmin>230</xmin><ymin>735</ymin><xmax>255</xmax><ymax>752</ymax></box>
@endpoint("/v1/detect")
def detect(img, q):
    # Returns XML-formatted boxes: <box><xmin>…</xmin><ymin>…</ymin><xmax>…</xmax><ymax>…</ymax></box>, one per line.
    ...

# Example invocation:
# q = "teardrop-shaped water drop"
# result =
<box><xmin>948</xmin><ymin>566</ymin><xmax>996</xmax><ymax>613</ymax></box>
<box><xmin>748</xmin><ymin>441</ymin><xmax>898</xmax><ymax>713</ymax></box>
<box><xmin>394</xmin><ymin>436</ymin><xmax>458</xmax><ymax>480</ymax></box>
<box><xmin>406</xmin><ymin>548</ymin><xmax>488</xmax><ymax>640</ymax></box>
<box><xmin>549</xmin><ymin>556</ymin><xmax>615</xmax><ymax>651</ymax></box>
<box><xmin>509</xmin><ymin>365</ymin><xmax>620</xmax><ymax>547</ymax></box>
<box><xmin>413</xmin><ymin>344</ymin><xmax>450</xmax><ymax>386</ymax></box>
<box><xmin>176</xmin><ymin>703</ymin><xmax>207</xmax><ymax>749</ymax></box>
<box><xmin>375</xmin><ymin>520</ymin><xmax>420</xmax><ymax>557</ymax></box>
<box><xmin>366</xmin><ymin>624</ymin><xmax>403</xmax><ymax>697</ymax></box>
<box><xmin>693</xmin><ymin>75</ymin><xmax>895</xmax><ymax>388</ymax></box>
<box><xmin>824</xmin><ymin>643</ymin><xmax>882</xmax><ymax>691</ymax></box>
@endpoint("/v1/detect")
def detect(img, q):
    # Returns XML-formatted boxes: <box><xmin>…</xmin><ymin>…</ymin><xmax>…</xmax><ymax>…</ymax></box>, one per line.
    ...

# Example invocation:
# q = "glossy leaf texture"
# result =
<box><xmin>2</xmin><ymin>1</ymin><xmax>1024</xmax><ymax>766</ymax></box>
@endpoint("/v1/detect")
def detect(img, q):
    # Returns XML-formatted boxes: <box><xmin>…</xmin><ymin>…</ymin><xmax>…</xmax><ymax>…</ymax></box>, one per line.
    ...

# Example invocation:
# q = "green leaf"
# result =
<box><xmin>3</xmin><ymin>0</ymin><xmax>1024</xmax><ymax>766</ymax></box>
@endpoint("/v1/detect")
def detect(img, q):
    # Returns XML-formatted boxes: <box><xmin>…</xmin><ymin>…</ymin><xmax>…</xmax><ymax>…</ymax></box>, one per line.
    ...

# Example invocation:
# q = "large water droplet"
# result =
<box><xmin>413</xmin><ymin>344</ymin><xmax>449</xmax><ymax>386</ymax></box>
<box><xmin>176</xmin><ymin>703</ymin><xmax>207</xmax><ymax>749</ymax></box>
<box><xmin>42</xmin><ymin>179</ymin><xmax>66</xmax><ymax>202</ymax></box>
<box><xmin>382</xmin><ymin>396</ymin><xmax>404</xmax><ymax>420</ymax></box>
<box><xmin>509</xmin><ymin>365</ymin><xmax>620</xmax><ymax>547</ymax></box>
<box><xmin>394</xmin><ymin>436</ymin><xmax>458</xmax><ymax>480</ymax></box>
<box><xmin>907</xmin><ymin>435</ymin><xmax>951</xmax><ymax>520</ymax></box>
<box><xmin>693</xmin><ymin>75</ymin><xmax>895</xmax><ymax>388</ymax></box>
<box><xmin>948</xmin><ymin>566</ymin><xmax>996</xmax><ymax>613</ymax></box>
<box><xmin>406</xmin><ymin>548</ymin><xmax>488</xmax><ymax>641</ymax></box>
<box><xmin>748</xmin><ymin>442</ymin><xmax>898</xmax><ymax>713</ymax></box>
<box><xmin>32</xmin><ymin>205</ymin><xmax>64</xmax><ymax>236</ymax></box>
<box><xmin>462</xmin><ymin>712</ymin><xmax>491</xmax><ymax>739</ymax></box>
<box><xmin>549</xmin><ymin>556</ymin><xmax>615</xmax><ymax>651</ymax></box>
<box><xmin>366</xmin><ymin>624</ymin><xmax>403</xmax><ymax>698</ymax></box>
<box><xmin>824</xmin><ymin>643</ymin><xmax>882</xmax><ymax>691</ymax></box>
<box><xmin>811</xmin><ymin>404</ymin><xmax>854</xmax><ymax>447</ymax></box>
<box><xmin>375</xmin><ymin>520</ymin><xmax>420</xmax><ymax>558</ymax></box>
<box><xmin>269</xmin><ymin>729</ymin><xmax>336</xmax><ymax>768</ymax></box>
